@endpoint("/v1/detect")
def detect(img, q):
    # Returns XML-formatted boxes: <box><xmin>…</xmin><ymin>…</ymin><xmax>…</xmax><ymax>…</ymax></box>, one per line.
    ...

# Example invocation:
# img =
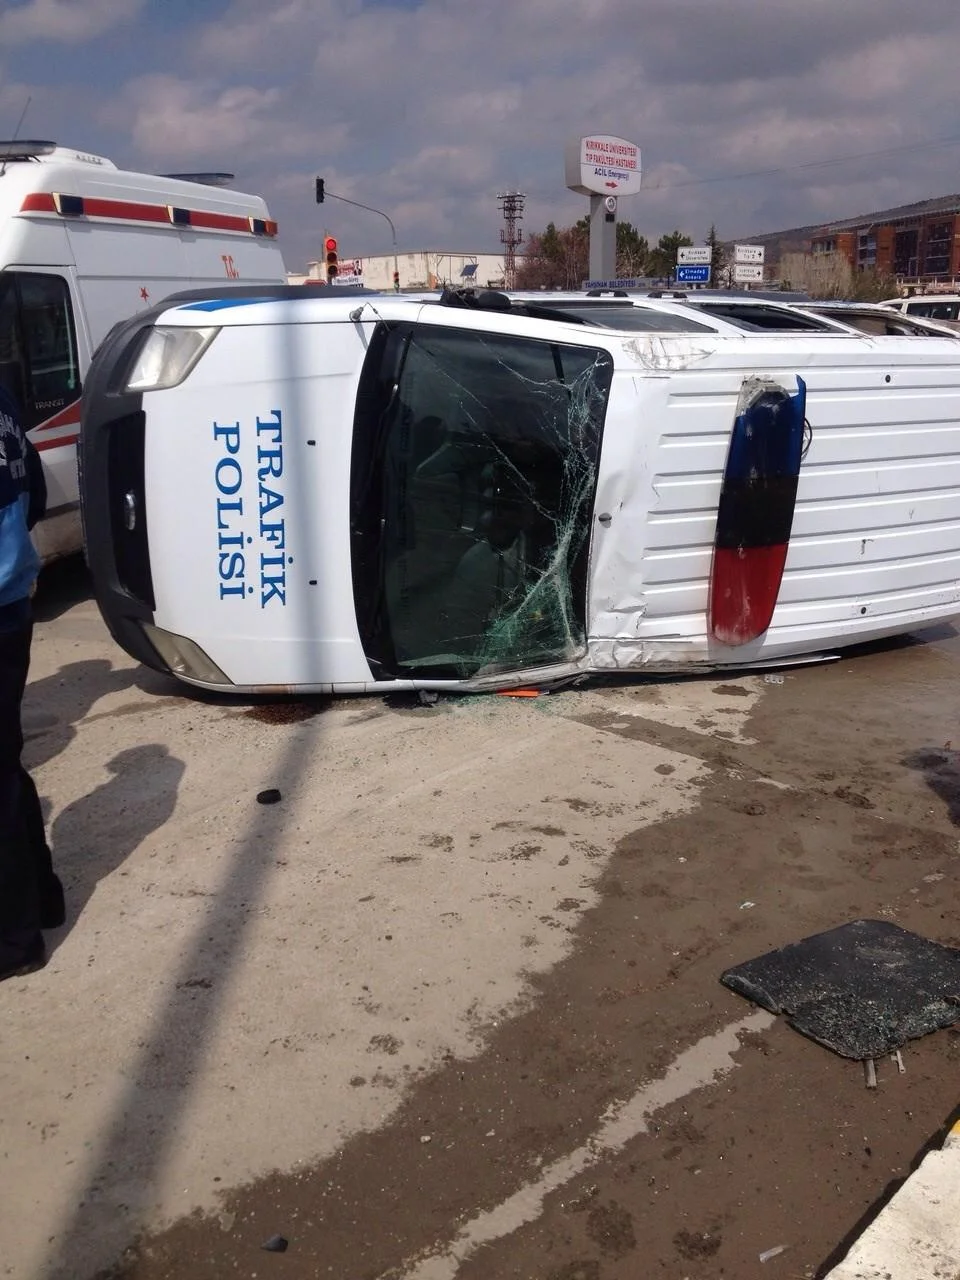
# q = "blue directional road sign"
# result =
<box><xmin>676</xmin><ymin>264</ymin><xmax>711</xmax><ymax>284</ymax></box>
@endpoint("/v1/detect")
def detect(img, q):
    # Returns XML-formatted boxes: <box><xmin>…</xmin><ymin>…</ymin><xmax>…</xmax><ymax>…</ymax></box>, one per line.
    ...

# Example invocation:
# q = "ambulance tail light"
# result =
<box><xmin>141</xmin><ymin>624</ymin><xmax>232</xmax><ymax>686</ymax></box>
<box><xmin>124</xmin><ymin>326</ymin><xmax>219</xmax><ymax>391</ymax></box>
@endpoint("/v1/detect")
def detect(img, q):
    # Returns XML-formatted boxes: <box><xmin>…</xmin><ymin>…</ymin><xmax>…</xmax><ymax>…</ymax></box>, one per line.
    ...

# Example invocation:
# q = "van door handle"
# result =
<box><xmin>123</xmin><ymin>491</ymin><xmax>137</xmax><ymax>531</ymax></box>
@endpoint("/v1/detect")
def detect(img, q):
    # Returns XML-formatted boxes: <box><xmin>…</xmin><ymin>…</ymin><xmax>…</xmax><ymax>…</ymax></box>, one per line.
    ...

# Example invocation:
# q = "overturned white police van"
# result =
<box><xmin>79</xmin><ymin>285</ymin><xmax>960</xmax><ymax>694</ymax></box>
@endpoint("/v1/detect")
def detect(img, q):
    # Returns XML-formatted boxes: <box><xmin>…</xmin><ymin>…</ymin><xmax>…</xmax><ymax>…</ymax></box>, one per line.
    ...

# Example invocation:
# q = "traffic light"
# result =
<box><xmin>315</xmin><ymin>177</ymin><xmax>325</xmax><ymax>204</ymax></box>
<box><xmin>393</xmin><ymin>269</ymin><xmax>400</xmax><ymax>292</ymax></box>
<box><xmin>324</xmin><ymin>235</ymin><xmax>338</xmax><ymax>280</ymax></box>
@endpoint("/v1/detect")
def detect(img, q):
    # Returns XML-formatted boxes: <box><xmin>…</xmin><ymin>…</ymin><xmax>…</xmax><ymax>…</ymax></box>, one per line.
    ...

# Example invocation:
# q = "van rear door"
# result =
<box><xmin>0</xmin><ymin>267</ymin><xmax>88</xmax><ymax>556</ymax></box>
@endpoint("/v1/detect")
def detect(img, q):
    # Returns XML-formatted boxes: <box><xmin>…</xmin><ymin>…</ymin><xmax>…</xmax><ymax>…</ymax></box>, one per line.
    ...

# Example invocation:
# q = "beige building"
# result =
<box><xmin>288</xmin><ymin>249</ymin><xmax>507</xmax><ymax>291</ymax></box>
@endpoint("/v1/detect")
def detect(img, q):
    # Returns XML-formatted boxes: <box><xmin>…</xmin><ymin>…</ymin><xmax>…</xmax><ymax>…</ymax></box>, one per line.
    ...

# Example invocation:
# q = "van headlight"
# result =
<box><xmin>141</xmin><ymin>623</ymin><xmax>232</xmax><ymax>685</ymax></box>
<box><xmin>124</xmin><ymin>326</ymin><xmax>219</xmax><ymax>391</ymax></box>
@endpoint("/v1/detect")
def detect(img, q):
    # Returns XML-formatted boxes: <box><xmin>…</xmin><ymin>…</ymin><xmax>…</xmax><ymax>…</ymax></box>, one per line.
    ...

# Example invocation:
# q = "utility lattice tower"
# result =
<box><xmin>497</xmin><ymin>191</ymin><xmax>525</xmax><ymax>290</ymax></box>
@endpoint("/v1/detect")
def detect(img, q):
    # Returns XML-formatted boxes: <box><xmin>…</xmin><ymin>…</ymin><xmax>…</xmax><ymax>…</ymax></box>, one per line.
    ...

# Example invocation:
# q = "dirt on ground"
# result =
<box><xmin>82</xmin><ymin>627</ymin><xmax>960</xmax><ymax>1280</ymax></box>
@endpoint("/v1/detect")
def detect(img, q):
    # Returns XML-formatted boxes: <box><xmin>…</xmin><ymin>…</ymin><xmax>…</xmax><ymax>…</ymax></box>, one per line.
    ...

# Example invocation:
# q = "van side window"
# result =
<box><xmin>907</xmin><ymin>300</ymin><xmax>960</xmax><ymax>322</ymax></box>
<box><xmin>0</xmin><ymin>272</ymin><xmax>80</xmax><ymax>428</ymax></box>
<box><xmin>0</xmin><ymin>275</ymin><xmax>27</xmax><ymax>410</ymax></box>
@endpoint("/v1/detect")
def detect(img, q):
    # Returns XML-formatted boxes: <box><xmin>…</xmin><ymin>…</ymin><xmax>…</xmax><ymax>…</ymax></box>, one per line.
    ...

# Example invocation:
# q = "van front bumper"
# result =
<box><xmin>79</xmin><ymin>311</ymin><xmax>168</xmax><ymax>674</ymax></box>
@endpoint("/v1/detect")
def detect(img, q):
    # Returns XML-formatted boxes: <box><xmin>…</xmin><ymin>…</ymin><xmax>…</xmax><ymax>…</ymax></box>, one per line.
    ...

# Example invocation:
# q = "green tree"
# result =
<box><xmin>540</xmin><ymin>221</ymin><xmax>563</xmax><ymax>265</ymax></box>
<box><xmin>646</xmin><ymin>230</ymin><xmax>693</xmax><ymax>281</ymax></box>
<box><xmin>573</xmin><ymin>217</ymin><xmax>649</xmax><ymax>278</ymax></box>
<box><xmin>616</xmin><ymin>221</ymin><xmax>649</xmax><ymax>278</ymax></box>
<box><xmin>848</xmin><ymin>267</ymin><xmax>901</xmax><ymax>302</ymax></box>
<box><xmin>515</xmin><ymin>219</ymin><xmax>656</xmax><ymax>290</ymax></box>
<box><xmin>705</xmin><ymin>224</ymin><xmax>728</xmax><ymax>288</ymax></box>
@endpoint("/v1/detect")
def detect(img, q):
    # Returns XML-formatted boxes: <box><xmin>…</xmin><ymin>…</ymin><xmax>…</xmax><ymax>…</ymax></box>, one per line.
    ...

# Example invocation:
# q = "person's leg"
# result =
<box><xmin>19</xmin><ymin>764</ymin><xmax>63</xmax><ymax>927</ymax></box>
<box><xmin>0</xmin><ymin>620</ymin><xmax>46</xmax><ymax>976</ymax></box>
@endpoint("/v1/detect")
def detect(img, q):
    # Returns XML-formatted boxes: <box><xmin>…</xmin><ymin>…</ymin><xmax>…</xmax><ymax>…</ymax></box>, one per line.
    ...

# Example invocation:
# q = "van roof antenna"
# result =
<box><xmin>0</xmin><ymin>95</ymin><xmax>31</xmax><ymax>179</ymax></box>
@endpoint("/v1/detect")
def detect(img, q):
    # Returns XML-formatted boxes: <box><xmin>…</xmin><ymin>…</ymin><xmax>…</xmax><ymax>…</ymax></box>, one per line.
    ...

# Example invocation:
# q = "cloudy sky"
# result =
<box><xmin>3</xmin><ymin>0</ymin><xmax>960</xmax><ymax>271</ymax></box>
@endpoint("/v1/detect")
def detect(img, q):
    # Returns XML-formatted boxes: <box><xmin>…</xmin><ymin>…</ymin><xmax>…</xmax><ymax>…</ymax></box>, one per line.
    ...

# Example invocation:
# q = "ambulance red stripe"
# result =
<box><xmin>85</xmin><ymin>197</ymin><xmax>168</xmax><ymax>223</ymax></box>
<box><xmin>33</xmin><ymin>400</ymin><xmax>82</xmax><ymax>433</ymax></box>
<box><xmin>186</xmin><ymin>209</ymin><xmax>251</xmax><ymax>233</ymax></box>
<box><xmin>19</xmin><ymin>192</ymin><xmax>277</xmax><ymax>236</ymax></box>
<box><xmin>34</xmin><ymin>432</ymin><xmax>79</xmax><ymax>453</ymax></box>
<box><xmin>20</xmin><ymin>192</ymin><xmax>57</xmax><ymax>213</ymax></box>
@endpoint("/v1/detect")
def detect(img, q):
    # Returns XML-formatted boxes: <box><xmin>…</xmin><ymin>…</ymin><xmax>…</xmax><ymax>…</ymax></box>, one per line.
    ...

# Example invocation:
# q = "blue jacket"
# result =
<box><xmin>0</xmin><ymin>385</ymin><xmax>45</xmax><ymax>628</ymax></box>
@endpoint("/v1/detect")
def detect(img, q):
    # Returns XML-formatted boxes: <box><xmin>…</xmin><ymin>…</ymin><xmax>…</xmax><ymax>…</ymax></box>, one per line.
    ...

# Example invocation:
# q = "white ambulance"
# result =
<box><xmin>0</xmin><ymin>140</ymin><xmax>286</xmax><ymax>561</ymax></box>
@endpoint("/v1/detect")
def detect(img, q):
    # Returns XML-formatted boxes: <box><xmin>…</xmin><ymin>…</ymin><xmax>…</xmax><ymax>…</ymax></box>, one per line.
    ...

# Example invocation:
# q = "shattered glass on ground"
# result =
<box><xmin>720</xmin><ymin>920</ymin><xmax>960</xmax><ymax>1059</ymax></box>
<box><xmin>351</xmin><ymin>323</ymin><xmax>614</xmax><ymax>680</ymax></box>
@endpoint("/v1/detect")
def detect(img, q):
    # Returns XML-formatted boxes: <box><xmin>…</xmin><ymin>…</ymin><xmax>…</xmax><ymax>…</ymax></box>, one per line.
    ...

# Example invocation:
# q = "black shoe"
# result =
<box><xmin>39</xmin><ymin>874</ymin><xmax>65</xmax><ymax>929</ymax></box>
<box><xmin>0</xmin><ymin>932</ymin><xmax>46</xmax><ymax>982</ymax></box>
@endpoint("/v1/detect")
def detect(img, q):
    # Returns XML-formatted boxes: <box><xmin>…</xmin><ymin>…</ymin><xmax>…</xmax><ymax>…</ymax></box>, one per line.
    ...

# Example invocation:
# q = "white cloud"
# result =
<box><xmin>15</xmin><ymin>0</ymin><xmax>960</xmax><ymax>269</ymax></box>
<box><xmin>104</xmin><ymin>75</ymin><xmax>316</xmax><ymax>164</ymax></box>
<box><xmin>192</xmin><ymin>0</ymin><xmax>322</xmax><ymax>67</ymax></box>
<box><xmin>0</xmin><ymin>0</ymin><xmax>143</xmax><ymax>45</ymax></box>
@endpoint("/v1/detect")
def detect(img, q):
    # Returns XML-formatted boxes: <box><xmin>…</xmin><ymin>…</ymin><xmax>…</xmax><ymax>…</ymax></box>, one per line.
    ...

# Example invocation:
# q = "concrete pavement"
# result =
<box><xmin>5</xmin><ymin>563</ymin><xmax>960</xmax><ymax>1279</ymax></box>
<box><xmin>3</xmin><ymin>577</ymin><xmax>756</xmax><ymax>1279</ymax></box>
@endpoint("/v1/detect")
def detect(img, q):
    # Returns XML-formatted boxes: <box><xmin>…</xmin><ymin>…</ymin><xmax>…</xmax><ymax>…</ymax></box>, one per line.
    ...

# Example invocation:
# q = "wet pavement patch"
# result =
<box><xmin>721</xmin><ymin>919</ymin><xmax>960</xmax><ymax>1059</ymax></box>
<box><xmin>584</xmin><ymin>1200</ymin><xmax>636</xmax><ymax>1257</ymax></box>
<box><xmin>243</xmin><ymin>700</ymin><xmax>327</xmax><ymax>725</ymax></box>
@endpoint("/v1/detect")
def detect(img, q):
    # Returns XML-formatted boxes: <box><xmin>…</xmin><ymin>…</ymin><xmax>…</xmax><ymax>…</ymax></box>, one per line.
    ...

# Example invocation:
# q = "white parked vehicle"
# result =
<box><xmin>0</xmin><ymin>140</ymin><xmax>286</xmax><ymax>561</ymax></box>
<box><xmin>878</xmin><ymin>294</ymin><xmax>960</xmax><ymax>331</ymax></box>
<box><xmin>645</xmin><ymin>292</ymin><xmax>960</xmax><ymax>339</ymax></box>
<box><xmin>791</xmin><ymin>300</ymin><xmax>960</xmax><ymax>339</ymax></box>
<box><xmin>80</xmin><ymin>287</ymin><xmax>960</xmax><ymax>695</ymax></box>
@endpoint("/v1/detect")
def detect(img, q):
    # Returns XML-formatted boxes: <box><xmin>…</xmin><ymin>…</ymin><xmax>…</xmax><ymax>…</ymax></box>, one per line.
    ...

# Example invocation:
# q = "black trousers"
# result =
<box><xmin>0</xmin><ymin>618</ymin><xmax>57</xmax><ymax>937</ymax></box>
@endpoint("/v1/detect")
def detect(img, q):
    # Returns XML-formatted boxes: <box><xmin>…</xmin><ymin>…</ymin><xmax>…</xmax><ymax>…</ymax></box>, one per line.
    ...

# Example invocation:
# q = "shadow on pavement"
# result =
<box><xmin>40</xmin><ymin>321</ymin><xmax>329</xmax><ymax>1280</ymax></box>
<box><xmin>48</xmin><ymin>744</ymin><xmax>185</xmax><ymax>946</ymax></box>
<box><xmin>23</xmin><ymin>659</ymin><xmax>145</xmax><ymax>772</ymax></box>
<box><xmin>43</xmin><ymin>718</ymin><xmax>315</xmax><ymax>1279</ymax></box>
<box><xmin>32</xmin><ymin>554</ymin><xmax>93</xmax><ymax>623</ymax></box>
<box><xmin>901</xmin><ymin>748</ymin><xmax>960</xmax><ymax>827</ymax></box>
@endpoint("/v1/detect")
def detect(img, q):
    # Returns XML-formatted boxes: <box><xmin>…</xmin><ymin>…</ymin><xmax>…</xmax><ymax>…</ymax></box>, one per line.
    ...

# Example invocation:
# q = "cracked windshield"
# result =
<box><xmin>351</xmin><ymin>323</ymin><xmax>614</xmax><ymax>679</ymax></box>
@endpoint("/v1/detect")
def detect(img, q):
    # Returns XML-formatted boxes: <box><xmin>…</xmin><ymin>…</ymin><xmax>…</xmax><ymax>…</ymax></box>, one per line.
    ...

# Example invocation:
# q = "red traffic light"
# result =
<box><xmin>324</xmin><ymin>235</ymin><xmax>339</xmax><ymax>279</ymax></box>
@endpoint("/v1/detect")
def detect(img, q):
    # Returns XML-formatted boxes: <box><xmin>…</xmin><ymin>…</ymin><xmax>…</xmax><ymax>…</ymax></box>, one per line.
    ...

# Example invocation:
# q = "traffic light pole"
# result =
<box><xmin>315</xmin><ymin>182</ymin><xmax>399</xmax><ymax>290</ymax></box>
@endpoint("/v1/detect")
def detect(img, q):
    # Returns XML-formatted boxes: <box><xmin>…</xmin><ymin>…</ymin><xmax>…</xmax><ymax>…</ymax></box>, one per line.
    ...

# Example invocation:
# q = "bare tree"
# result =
<box><xmin>515</xmin><ymin>222</ymin><xmax>587</xmax><ymax>290</ymax></box>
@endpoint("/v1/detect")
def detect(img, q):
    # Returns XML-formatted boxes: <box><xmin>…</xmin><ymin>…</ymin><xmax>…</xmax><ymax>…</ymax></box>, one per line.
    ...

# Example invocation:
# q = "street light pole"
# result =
<box><xmin>316</xmin><ymin>184</ymin><xmax>399</xmax><ymax>289</ymax></box>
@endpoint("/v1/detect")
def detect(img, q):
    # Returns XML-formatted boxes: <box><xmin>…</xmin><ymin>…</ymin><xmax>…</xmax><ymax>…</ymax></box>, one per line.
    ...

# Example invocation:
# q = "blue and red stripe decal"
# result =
<box><xmin>709</xmin><ymin>376</ymin><xmax>807</xmax><ymax>646</ymax></box>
